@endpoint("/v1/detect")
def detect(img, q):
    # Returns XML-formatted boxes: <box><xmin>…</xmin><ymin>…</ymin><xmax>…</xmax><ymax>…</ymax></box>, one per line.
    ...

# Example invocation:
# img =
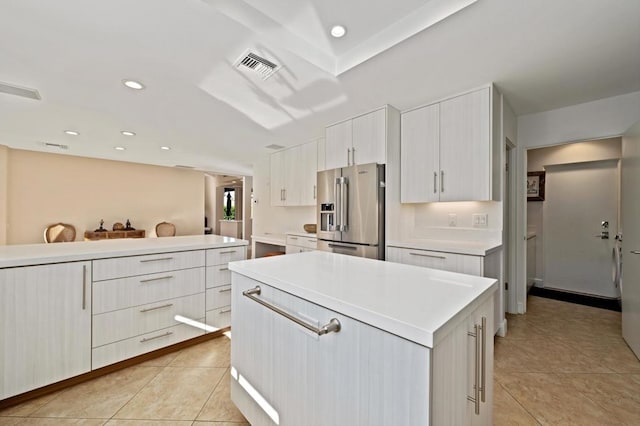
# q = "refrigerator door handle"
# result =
<box><xmin>341</xmin><ymin>177</ymin><xmax>348</xmax><ymax>231</ymax></box>
<box><xmin>335</xmin><ymin>177</ymin><xmax>342</xmax><ymax>231</ymax></box>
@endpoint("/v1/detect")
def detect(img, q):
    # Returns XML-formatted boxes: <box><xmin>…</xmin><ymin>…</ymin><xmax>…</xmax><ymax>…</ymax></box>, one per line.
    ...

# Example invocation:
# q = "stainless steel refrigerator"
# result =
<box><xmin>316</xmin><ymin>162</ymin><xmax>385</xmax><ymax>260</ymax></box>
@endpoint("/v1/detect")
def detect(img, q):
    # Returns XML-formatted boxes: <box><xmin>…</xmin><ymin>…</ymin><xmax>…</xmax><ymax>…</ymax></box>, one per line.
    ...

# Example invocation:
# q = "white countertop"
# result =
<box><xmin>251</xmin><ymin>233</ymin><xmax>286</xmax><ymax>246</ymax></box>
<box><xmin>387</xmin><ymin>239</ymin><xmax>502</xmax><ymax>256</ymax></box>
<box><xmin>229</xmin><ymin>251</ymin><xmax>497</xmax><ymax>348</ymax></box>
<box><xmin>0</xmin><ymin>235</ymin><xmax>248</xmax><ymax>268</ymax></box>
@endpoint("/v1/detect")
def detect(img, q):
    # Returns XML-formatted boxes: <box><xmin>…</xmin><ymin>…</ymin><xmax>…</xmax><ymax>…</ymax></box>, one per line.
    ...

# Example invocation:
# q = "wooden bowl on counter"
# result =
<box><xmin>303</xmin><ymin>224</ymin><xmax>317</xmax><ymax>233</ymax></box>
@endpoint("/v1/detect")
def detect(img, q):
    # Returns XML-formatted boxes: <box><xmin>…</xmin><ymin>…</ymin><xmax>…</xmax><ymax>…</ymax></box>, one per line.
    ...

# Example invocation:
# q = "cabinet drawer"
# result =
<box><xmin>205</xmin><ymin>306</ymin><xmax>231</xmax><ymax>330</ymax></box>
<box><xmin>206</xmin><ymin>285</ymin><xmax>231</xmax><ymax>310</ymax></box>
<box><xmin>286</xmin><ymin>235</ymin><xmax>317</xmax><ymax>249</ymax></box>
<box><xmin>93</xmin><ymin>267</ymin><xmax>205</xmax><ymax>314</ymax></box>
<box><xmin>92</xmin><ymin>321</ymin><xmax>204</xmax><ymax>369</ymax></box>
<box><xmin>93</xmin><ymin>293</ymin><xmax>205</xmax><ymax>347</ymax></box>
<box><xmin>387</xmin><ymin>247</ymin><xmax>482</xmax><ymax>275</ymax></box>
<box><xmin>93</xmin><ymin>250</ymin><xmax>205</xmax><ymax>281</ymax></box>
<box><xmin>206</xmin><ymin>265</ymin><xmax>231</xmax><ymax>289</ymax></box>
<box><xmin>206</xmin><ymin>246</ymin><xmax>245</xmax><ymax>265</ymax></box>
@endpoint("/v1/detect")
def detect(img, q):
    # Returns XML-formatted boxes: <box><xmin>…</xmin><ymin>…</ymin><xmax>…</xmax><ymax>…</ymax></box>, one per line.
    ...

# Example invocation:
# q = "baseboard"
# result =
<box><xmin>496</xmin><ymin>318</ymin><xmax>507</xmax><ymax>337</ymax></box>
<box><xmin>529</xmin><ymin>286</ymin><xmax>621</xmax><ymax>312</ymax></box>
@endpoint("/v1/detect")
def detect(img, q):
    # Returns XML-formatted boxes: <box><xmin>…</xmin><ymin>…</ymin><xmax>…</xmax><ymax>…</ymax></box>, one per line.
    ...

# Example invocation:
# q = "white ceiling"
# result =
<box><xmin>0</xmin><ymin>0</ymin><xmax>639</xmax><ymax>176</ymax></box>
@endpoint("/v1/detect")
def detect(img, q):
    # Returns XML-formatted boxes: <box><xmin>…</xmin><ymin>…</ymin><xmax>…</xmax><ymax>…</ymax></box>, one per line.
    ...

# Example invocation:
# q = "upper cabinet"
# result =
<box><xmin>270</xmin><ymin>138</ymin><xmax>320</xmax><ymax>207</ymax></box>
<box><xmin>401</xmin><ymin>87</ymin><xmax>497</xmax><ymax>203</ymax></box>
<box><xmin>323</xmin><ymin>106</ymin><xmax>396</xmax><ymax>170</ymax></box>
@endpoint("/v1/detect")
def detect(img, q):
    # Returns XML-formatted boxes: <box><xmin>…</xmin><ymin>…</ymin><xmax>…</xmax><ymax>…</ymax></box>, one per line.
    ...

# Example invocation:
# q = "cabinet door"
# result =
<box><xmin>0</xmin><ymin>262</ymin><xmax>91</xmax><ymax>399</ymax></box>
<box><xmin>231</xmin><ymin>274</ymin><xmax>430</xmax><ymax>426</ymax></box>
<box><xmin>299</xmin><ymin>140</ymin><xmax>318</xmax><ymax>206</ymax></box>
<box><xmin>352</xmin><ymin>108</ymin><xmax>386</xmax><ymax>165</ymax></box>
<box><xmin>325</xmin><ymin>120</ymin><xmax>352</xmax><ymax>169</ymax></box>
<box><xmin>401</xmin><ymin>104</ymin><xmax>440</xmax><ymax>202</ymax></box>
<box><xmin>270</xmin><ymin>150</ymin><xmax>286</xmax><ymax>206</ymax></box>
<box><xmin>283</xmin><ymin>145</ymin><xmax>301</xmax><ymax>206</ymax></box>
<box><xmin>439</xmin><ymin>88</ymin><xmax>491</xmax><ymax>201</ymax></box>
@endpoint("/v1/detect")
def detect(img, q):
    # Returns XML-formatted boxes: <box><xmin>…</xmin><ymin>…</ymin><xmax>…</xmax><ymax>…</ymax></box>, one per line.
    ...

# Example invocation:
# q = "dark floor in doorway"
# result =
<box><xmin>529</xmin><ymin>286</ymin><xmax>621</xmax><ymax>311</ymax></box>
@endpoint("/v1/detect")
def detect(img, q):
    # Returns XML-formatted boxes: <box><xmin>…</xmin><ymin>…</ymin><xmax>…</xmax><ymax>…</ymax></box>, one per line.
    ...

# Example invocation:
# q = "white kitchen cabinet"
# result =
<box><xmin>0</xmin><ymin>262</ymin><xmax>92</xmax><ymax>399</ymax></box>
<box><xmin>204</xmin><ymin>246</ymin><xmax>247</xmax><ymax>330</ymax></box>
<box><xmin>324</xmin><ymin>119</ymin><xmax>352</xmax><ymax>170</ymax></box>
<box><xmin>285</xmin><ymin>234</ymin><xmax>317</xmax><ymax>254</ymax></box>
<box><xmin>324</xmin><ymin>106</ymin><xmax>397</xmax><ymax>170</ymax></box>
<box><xmin>401</xmin><ymin>103</ymin><xmax>440</xmax><ymax>203</ymax></box>
<box><xmin>401</xmin><ymin>87</ymin><xmax>495</xmax><ymax>202</ymax></box>
<box><xmin>231</xmin><ymin>274</ymin><xmax>430</xmax><ymax>426</ymax></box>
<box><xmin>270</xmin><ymin>140</ymin><xmax>318</xmax><ymax>207</ymax></box>
<box><xmin>432</xmin><ymin>296</ymin><xmax>494</xmax><ymax>425</ymax></box>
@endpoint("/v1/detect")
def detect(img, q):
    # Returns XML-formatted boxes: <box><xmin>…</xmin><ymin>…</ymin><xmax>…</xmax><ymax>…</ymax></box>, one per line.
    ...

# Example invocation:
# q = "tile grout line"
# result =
<box><xmin>496</xmin><ymin>380</ymin><xmax>543</xmax><ymax>425</ymax></box>
<box><xmin>193</xmin><ymin>366</ymin><xmax>230</xmax><ymax>422</ymax></box>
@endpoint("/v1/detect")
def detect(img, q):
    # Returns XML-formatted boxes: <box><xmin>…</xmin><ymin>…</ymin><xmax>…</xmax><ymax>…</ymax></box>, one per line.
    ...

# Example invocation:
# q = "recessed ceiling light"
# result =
<box><xmin>121</xmin><ymin>131</ymin><xmax>136</xmax><ymax>136</ymax></box>
<box><xmin>160</xmin><ymin>146</ymin><xmax>171</xmax><ymax>150</ymax></box>
<box><xmin>122</xmin><ymin>79</ymin><xmax>145</xmax><ymax>90</ymax></box>
<box><xmin>63</xmin><ymin>130</ymin><xmax>79</xmax><ymax>136</ymax></box>
<box><xmin>330</xmin><ymin>25</ymin><xmax>347</xmax><ymax>38</ymax></box>
<box><xmin>114</xmin><ymin>146</ymin><xmax>126</xmax><ymax>151</ymax></box>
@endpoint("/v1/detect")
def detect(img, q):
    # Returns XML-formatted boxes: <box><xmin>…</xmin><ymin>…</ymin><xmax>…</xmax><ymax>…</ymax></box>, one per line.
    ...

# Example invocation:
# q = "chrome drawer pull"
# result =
<box><xmin>467</xmin><ymin>324</ymin><xmax>481</xmax><ymax>415</ymax></box>
<box><xmin>289</xmin><ymin>237</ymin><xmax>298</xmax><ymax>240</ymax></box>
<box><xmin>140</xmin><ymin>257</ymin><xmax>173</xmax><ymax>263</ymax></box>
<box><xmin>409</xmin><ymin>252</ymin><xmax>446</xmax><ymax>260</ymax></box>
<box><xmin>220</xmin><ymin>250</ymin><xmax>237</xmax><ymax>254</ymax></box>
<box><xmin>243</xmin><ymin>286</ymin><xmax>341</xmax><ymax>336</ymax></box>
<box><xmin>219</xmin><ymin>267</ymin><xmax>229</xmax><ymax>271</ymax></box>
<box><xmin>219</xmin><ymin>287</ymin><xmax>232</xmax><ymax>293</ymax></box>
<box><xmin>140</xmin><ymin>275</ymin><xmax>174</xmax><ymax>283</ymax></box>
<box><xmin>219</xmin><ymin>308</ymin><xmax>232</xmax><ymax>314</ymax></box>
<box><xmin>140</xmin><ymin>303</ymin><xmax>173</xmax><ymax>313</ymax></box>
<box><xmin>82</xmin><ymin>265</ymin><xmax>87</xmax><ymax>310</ymax></box>
<box><xmin>140</xmin><ymin>331</ymin><xmax>173</xmax><ymax>343</ymax></box>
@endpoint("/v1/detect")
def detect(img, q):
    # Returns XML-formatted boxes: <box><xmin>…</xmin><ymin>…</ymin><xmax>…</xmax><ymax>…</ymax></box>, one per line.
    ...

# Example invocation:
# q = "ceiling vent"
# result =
<box><xmin>265</xmin><ymin>144</ymin><xmax>285</xmax><ymax>150</ymax></box>
<box><xmin>235</xmin><ymin>51</ymin><xmax>279</xmax><ymax>80</ymax></box>
<box><xmin>43</xmin><ymin>142</ymin><xmax>68</xmax><ymax>150</ymax></box>
<box><xmin>0</xmin><ymin>81</ymin><xmax>41</xmax><ymax>100</ymax></box>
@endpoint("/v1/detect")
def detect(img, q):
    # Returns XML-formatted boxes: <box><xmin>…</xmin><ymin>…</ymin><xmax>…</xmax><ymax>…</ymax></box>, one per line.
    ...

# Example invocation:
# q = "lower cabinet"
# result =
<box><xmin>0</xmin><ymin>262</ymin><xmax>92</xmax><ymax>399</ymax></box>
<box><xmin>285</xmin><ymin>234</ymin><xmax>317</xmax><ymax>254</ymax></box>
<box><xmin>205</xmin><ymin>246</ymin><xmax>246</xmax><ymax>330</ymax></box>
<box><xmin>231</xmin><ymin>273</ymin><xmax>494</xmax><ymax>425</ymax></box>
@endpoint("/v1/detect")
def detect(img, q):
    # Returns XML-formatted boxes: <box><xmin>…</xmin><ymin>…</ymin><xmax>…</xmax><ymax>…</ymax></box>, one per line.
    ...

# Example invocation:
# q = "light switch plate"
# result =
<box><xmin>448</xmin><ymin>213</ymin><xmax>457</xmax><ymax>227</ymax></box>
<box><xmin>472</xmin><ymin>213</ymin><xmax>488</xmax><ymax>227</ymax></box>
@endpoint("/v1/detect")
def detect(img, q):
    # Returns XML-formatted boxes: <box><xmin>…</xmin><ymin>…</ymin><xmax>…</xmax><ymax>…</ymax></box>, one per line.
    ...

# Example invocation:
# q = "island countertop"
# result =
<box><xmin>229</xmin><ymin>251</ymin><xmax>497</xmax><ymax>347</ymax></box>
<box><xmin>0</xmin><ymin>234</ymin><xmax>248</xmax><ymax>268</ymax></box>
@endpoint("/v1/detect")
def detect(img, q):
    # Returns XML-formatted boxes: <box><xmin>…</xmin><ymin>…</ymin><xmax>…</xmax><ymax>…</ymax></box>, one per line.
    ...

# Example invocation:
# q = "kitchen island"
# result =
<box><xmin>0</xmin><ymin>235</ymin><xmax>247</xmax><ymax>403</ymax></box>
<box><xmin>229</xmin><ymin>251</ymin><xmax>497</xmax><ymax>426</ymax></box>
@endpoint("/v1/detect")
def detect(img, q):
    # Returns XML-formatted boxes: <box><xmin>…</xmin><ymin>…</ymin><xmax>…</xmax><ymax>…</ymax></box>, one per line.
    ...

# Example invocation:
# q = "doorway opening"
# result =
<box><xmin>524</xmin><ymin>137</ymin><xmax>622</xmax><ymax>311</ymax></box>
<box><xmin>204</xmin><ymin>174</ymin><xmax>252</xmax><ymax>241</ymax></box>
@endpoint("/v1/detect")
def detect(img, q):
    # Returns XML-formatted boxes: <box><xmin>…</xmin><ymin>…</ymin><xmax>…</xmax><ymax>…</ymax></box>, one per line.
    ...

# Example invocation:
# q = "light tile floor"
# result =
<box><xmin>1</xmin><ymin>296</ymin><xmax>638</xmax><ymax>425</ymax></box>
<box><xmin>494</xmin><ymin>295</ymin><xmax>640</xmax><ymax>425</ymax></box>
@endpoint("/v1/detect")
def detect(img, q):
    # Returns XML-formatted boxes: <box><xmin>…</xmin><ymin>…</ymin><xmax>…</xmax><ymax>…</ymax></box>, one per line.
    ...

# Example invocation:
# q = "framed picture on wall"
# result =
<box><xmin>527</xmin><ymin>171</ymin><xmax>546</xmax><ymax>201</ymax></box>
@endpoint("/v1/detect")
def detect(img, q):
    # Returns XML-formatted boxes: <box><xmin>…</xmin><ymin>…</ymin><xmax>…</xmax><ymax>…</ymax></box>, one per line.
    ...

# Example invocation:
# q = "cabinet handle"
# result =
<box><xmin>140</xmin><ymin>275</ymin><xmax>174</xmax><ymax>283</ymax></box>
<box><xmin>218</xmin><ymin>287</ymin><xmax>231</xmax><ymax>293</ymax></box>
<box><xmin>243</xmin><ymin>286</ymin><xmax>341</xmax><ymax>336</ymax></box>
<box><xmin>313</xmin><ymin>185</ymin><xmax>317</xmax><ymax>200</ymax></box>
<box><xmin>441</xmin><ymin>170</ymin><xmax>445</xmax><ymax>193</ymax></box>
<box><xmin>631</xmin><ymin>250</ymin><xmax>640</xmax><ymax>255</ymax></box>
<box><xmin>283</xmin><ymin>188</ymin><xmax>286</xmax><ymax>201</ymax></box>
<box><xmin>409</xmin><ymin>252</ymin><xmax>446</xmax><ymax>260</ymax></box>
<box><xmin>467</xmin><ymin>324</ymin><xmax>481</xmax><ymax>415</ymax></box>
<box><xmin>82</xmin><ymin>264</ymin><xmax>87</xmax><ymax>310</ymax></box>
<box><xmin>352</xmin><ymin>147</ymin><xmax>356</xmax><ymax>165</ymax></box>
<box><xmin>140</xmin><ymin>257</ymin><xmax>173</xmax><ymax>263</ymax></box>
<box><xmin>220</xmin><ymin>250</ymin><xmax>237</xmax><ymax>254</ymax></box>
<box><xmin>347</xmin><ymin>148</ymin><xmax>351</xmax><ymax>166</ymax></box>
<box><xmin>433</xmin><ymin>172</ymin><xmax>437</xmax><ymax>194</ymax></box>
<box><xmin>307</xmin><ymin>239</ymin><xmax>316</xmax><ymax>243</ymax></box>
<box><xmin>140</xmin><ymin>303</ymin><xmax>173</xmax><ymax>313</ymax></box>
<box><xmin>219</xmin><ymin>266</ymin><xmax>229</xmax><ymax>271</ymax></box>
<box><xmin>289</xmin><ymin>237</ymin><xmax>298</xmax><ymax>240</ymax></box>
<box><xmin>140</xmin><ymin>331</ymin><xmax>173</xmax><ymax>343</ymax></box>
<box><xmin>219</xmin><ymin>308</ymin><xmax>232</xmax><ymax>314</ymax></box>
<box><xmin>480</xmin><ymin>316</ymin><xmax>487</xmax><ymax>403</ymax></box>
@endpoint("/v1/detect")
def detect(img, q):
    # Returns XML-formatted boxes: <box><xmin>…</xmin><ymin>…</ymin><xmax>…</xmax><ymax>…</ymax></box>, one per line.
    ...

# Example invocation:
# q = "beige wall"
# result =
<box><xmin>0</xmin><ymin>145</ymin><xmax>8</xmax><ymax>245</ymax></box>
<box><xmin>5</xmin><ymin>148</ymin><xmax>205</xmax><ymax>245</ymax></box>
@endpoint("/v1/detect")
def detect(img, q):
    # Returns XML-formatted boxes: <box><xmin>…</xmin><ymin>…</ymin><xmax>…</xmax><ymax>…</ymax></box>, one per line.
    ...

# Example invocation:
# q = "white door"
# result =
<box><xmin>622</xmin><ymin>120</ymin><xmax>640</xmax><ymax>358</ymax></box>
<box><xmin>543</xmin><ymin>160</ymin><xmax>619</xmax><ymax>298</ymax></box>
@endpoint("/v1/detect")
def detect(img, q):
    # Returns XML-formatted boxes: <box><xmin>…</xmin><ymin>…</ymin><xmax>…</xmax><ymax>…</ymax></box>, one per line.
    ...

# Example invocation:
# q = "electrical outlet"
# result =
<box><xmin>472</xmin><ymin>213</ymin><xmax>488</xmax><ymax>227</ymax></box>
<box><xmin>448</xmin><ymin>213</ymin><xmax>457</xmax><ymax>227</ymax></box>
